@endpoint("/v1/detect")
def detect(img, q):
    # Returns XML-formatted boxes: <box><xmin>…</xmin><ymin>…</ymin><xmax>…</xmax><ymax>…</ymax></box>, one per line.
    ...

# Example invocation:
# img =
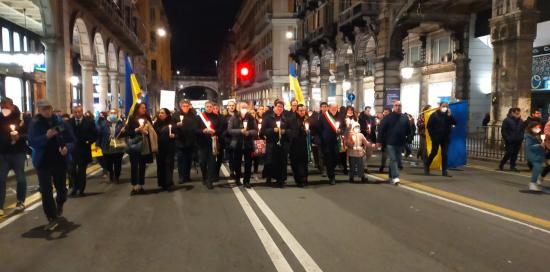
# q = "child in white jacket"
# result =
<box><xmin>346</xmin><ymin>122</ymin><xmax>373</xmax><ymax>183</ymax></box>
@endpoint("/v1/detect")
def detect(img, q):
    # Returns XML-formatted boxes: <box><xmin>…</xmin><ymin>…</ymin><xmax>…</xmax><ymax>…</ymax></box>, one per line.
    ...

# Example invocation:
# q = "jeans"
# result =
<box><xmin>37</xmin><ymin>165</ymin><xmax>67</xmax><ymax>220</ymax></box>
<box><xmin>530</xmin><ymin>161</ymin><xmax>543</xmax><ymax>183</ymax></box>
<box><xmin>176</xmin><ymin>148</ymin><xmax>194</xmax><ymax>183</ymax></box>
<box><xmin>500</xmin><ymin>141</ymin><xmax>522</xmax><ymax>169</ymax></box>
<box><xmin>129</xmin><ymin>154</ymin><xmax>147</xmax><ymax>186</ymax></box>
<box><xmin>349</xmin><ymin>156</ymin><xmax>364</xmax><ymax>179</ymax></box>
<box><xmin>232</xmin><ymin>148</ymin><xmax>252</xmax><ymax>184</ymax></box>
<box><xmin>386</xmin><ymin>145</ymin><xmax>403</xmax><ymax>179</ymax></box>
<box><xmin>0</xmin><ymin>153</ymin><xmax>27</xmax><ymax>209</ymax></box>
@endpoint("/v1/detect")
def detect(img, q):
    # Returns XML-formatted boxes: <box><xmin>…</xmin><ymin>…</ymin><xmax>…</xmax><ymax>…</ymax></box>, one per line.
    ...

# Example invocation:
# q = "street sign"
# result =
<box><xmin>347</xmin><ymin>93</ymin><xmax>356</xmax><ymax>102</ymax></box>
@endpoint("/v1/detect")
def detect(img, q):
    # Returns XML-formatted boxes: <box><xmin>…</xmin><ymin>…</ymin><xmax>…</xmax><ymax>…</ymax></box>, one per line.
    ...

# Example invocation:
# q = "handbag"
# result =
<box><xmin>252</xmin><ymin>139</ymin><xmax>266</xmax><ymax>157</ymax></box>
<box><xmin>125</xmin><ymin>134</ymin><xmax>143</xmax><ymax>154</ymax></box>
<box><xmin>107</xmin><ymin>130</ymin><xmax>126</xmax><ymax>154</ymax></box>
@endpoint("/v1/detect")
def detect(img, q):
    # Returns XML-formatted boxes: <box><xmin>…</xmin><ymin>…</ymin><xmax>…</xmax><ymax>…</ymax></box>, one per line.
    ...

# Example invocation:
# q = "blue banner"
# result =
<box><xmin>447</xmin><ymin>101</ymin><xmax>468</xmax><ymax>168</ymax></box>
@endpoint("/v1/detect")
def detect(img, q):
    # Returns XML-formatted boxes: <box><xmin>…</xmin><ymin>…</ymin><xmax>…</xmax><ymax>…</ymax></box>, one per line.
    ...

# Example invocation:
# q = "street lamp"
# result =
<box><xmin>176</xmin><ymin>70</ymin><xmax>180</xmax><ymax>75</ymax></box>
<box><xmin>157</xmin><ymin>28</ymin><xmax>167</xmax><ymax>37</ymax></box>
<box><xmin>285</xmin><ymin>30</ymin><xmax>294</xmax><ymax>40</ymax></box>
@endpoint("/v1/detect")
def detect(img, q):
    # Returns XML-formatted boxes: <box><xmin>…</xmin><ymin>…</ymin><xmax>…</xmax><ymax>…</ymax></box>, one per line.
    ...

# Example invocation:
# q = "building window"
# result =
<box><xmin>150</xmin><ymin>31</ymin><xmax>157</xmax><ymax>51</ymax></box>
<box><xmin>5</xmin><ymin>77</ymin><xmax>23</xmax><ymax>110</ymax></box>
<box><xmin>151</xmin><ymin>59</ymin><xmax>157</xmax><ymax>73</ymax></box>
<box><xmin>2</xmin><ymin>27</ymin><xmax>10</xmax><ymax>52</ymax></box>
<box><xmin>150</xmin><ymin>8</ymin><xmax>156</xmax><ymax>24</ymax></box>
<box><xmin>408</xmin><ymin>45</ymin><xmax>420</xmax><ymax>66</ymax></box>
<box><xmin>13</xmin><ymin>32</ymin><xmax>21</xmax><ymax>52</ymax></box>
<box><xmin>431</xmin><ymin>36</ymin><xmax>451</xmax><ymax>64</ymax></box>
<box><xmin>23</xmin><ymin>36</ymin><xmax>28</xmax><ymax>52</ymax></box>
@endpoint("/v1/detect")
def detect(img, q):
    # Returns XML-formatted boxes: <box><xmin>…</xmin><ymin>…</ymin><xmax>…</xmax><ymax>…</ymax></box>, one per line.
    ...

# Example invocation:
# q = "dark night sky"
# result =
<box><xmin>162</xmin><ymin>0</ymin><xmax>242</xmax><ymax>76</ymax></box>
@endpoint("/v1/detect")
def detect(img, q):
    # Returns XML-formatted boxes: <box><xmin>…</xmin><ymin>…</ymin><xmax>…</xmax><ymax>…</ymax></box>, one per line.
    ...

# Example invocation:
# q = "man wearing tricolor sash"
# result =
<box><xmin>196</xmin><ymin>101</ymin><xmax>221</xmax><ymax>190</ymax></box>
<box><xmin>319</xmin><ymin>104</ymin><xmax>345</xmax><ymax>185</ymax></box>
<box><xmin>260</xmin><ymin>101</ymin><xmax>294</xmax><ymax>188</ymax></box>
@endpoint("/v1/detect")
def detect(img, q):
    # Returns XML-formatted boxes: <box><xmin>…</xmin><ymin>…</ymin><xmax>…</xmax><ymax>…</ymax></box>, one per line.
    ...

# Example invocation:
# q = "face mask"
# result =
<box><xmin>108</xmin><ymin>115</ymin><xmax>117</xmax><ymax>122</ymax></box>
<box><xmin>2</xmin><ymin>109</ymin><xmax>11</xmax><ymax>117</ymax></box>
<box><xmin>240</xmin><ymin>109</ymin><xmax>248</xmax><ymax>115</ymax></box>
<box><xmin>441</xmin><ymin>107</ymin><xmax>448</xmax><ymax>113</ymax></box>
<box><xmin>353</xmin><ymin>127</ymin><xmax>360</xmax><ymax>133</ymax></box>
<box><xmin>533</xmin><ymin>128</ymin><xmax>541</xmax><ymax>134</ymax></box>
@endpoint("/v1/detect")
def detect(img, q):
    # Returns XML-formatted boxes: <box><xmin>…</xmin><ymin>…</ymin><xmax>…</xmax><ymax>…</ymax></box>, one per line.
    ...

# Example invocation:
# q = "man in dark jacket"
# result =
<box><xmin>377</xmin><ymin>101</ymin><xmax>411</xmax><ymax>185</ymax></box>
<box><xmin>0</xmin><ymin>98</ymin><xmax>28</xmax><ymax>215</ymax></box>
<box><xmin>319</xmin><ymin>103</ymin><xmax>345</xmax><ymax>185</ymax></box>
<box><xmin>358</xmin><ymin>106</ymin><xmax>376</xmax><ymax>142</ymax></box>
<box><xmin>68</xmin><ymin>106</ymin><xmax>97</xmax><ymax>196</ymax></box>
<box><xmin>500</xmin><ymin>107</ymin><xmax>524</xmax><ymax>171</ymax></box>
<box><xmin>310</xmin><ymin>102</ymin><xmax>328</xmax><ymax>176</ymax></box>
<box><xmin>260</xmin><ymin>101</ymin><xmax>294</xmax><ymax>187</ymax></box>
<box><xmin>173</xmin><ymin>99</ymin><xmax>198</xmax><ymax>184</ymax></box>
<box><xmin>424</xmin><ymin>102</ymin><xmax>457</xmax><ymax>177</ymax></box>
<box><xmin>228</xmin><ymin>102</ymin><xmax>258</xmax><ymax>188</ymax></box>
<box><xmin>196</xmin><ymin>100</ymin><xmax>222</xmax><ymax>189</ymax></box>
<box><xmin>290</xmin><ymin>104</ymin><xmax>309</xmax><ymax>187</ymax></box>
<box><xmin>28</xmin><ymin>100</ymin><xmax>75</xmax><ymax>231</ymax></box>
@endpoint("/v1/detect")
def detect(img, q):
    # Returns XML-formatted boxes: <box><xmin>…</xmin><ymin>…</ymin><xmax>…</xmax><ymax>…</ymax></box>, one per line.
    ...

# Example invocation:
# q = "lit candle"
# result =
<box><xmin>138</xmin><ymin>119</ymin><xmax>144</xmax><ymax>127</ymax></box>
<box><xmin>276</xmin><ymin>121</ymin><xmax>281</xmax><ymax>128</ymax></box>
<box><xmin>258</xmin><ymin>123</ymin><xmax>262</xmax><ymax>131</ymax></box>
<box><xmin>9</xmin><ymin>124</ymin><xmax>16</xmax><ymax>132</ymax></box>
<box><xmin>368</xmin><ymin>124</ymin><xmax>371</xmax><ymax>131</ymax></box>
<box><xmin>335</xmin><ymin>121</ymin><xmax>340</xmax><ymax>129</ymax></box>
<box><xmin>169</xmin><ymin>124</ymin><xmax>172</xmax><ymax>135</ymax></box>
<box><xmin>206</xmin><ymin>121</ymin><xmax>211</xmax><ymax>129</ymax></box>
<box><xmin>305</xmin><ymin>122</ymin><xmax>309</xmax><ymax>131</ymax></box>
<box><xmin>180</xmin><ymin>115</ymin><xmax>183</xmax><ymax>122</ymax></box>
<box><xmin>542</xmin><ymin>134</ymin><xmax>546</xmax><ymax>141</ymax></box>
<box><xmin>243</xmin><ymin>121</ymin><xmax>248</xmax><ymax>130</ymax></box>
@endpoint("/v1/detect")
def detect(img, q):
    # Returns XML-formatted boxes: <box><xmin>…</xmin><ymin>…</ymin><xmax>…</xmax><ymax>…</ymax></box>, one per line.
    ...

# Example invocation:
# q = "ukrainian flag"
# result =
<box><xmin>289</xmin><ymin>64</ymin><xmax>305</xmax><ymax>104</ymax></box>
<box><xmin>124</xmin><ymin>56</ymin><xmax>142</xmax><ymax>118</ymax></box>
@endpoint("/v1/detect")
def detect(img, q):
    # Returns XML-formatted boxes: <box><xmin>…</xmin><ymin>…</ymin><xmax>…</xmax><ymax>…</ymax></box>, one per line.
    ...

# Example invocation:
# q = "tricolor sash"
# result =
<box><xmin>198</xmin><ymin>112</ymin><xmax>219</xmax><ymax>155</ymax></box>
<box><xmin>323</xmin><ymin>111</ymin><xmax>339</xmax><ymax>133</ymax></box>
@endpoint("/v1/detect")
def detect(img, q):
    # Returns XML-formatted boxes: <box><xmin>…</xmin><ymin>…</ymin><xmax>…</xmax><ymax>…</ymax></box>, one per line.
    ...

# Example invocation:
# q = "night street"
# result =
<box><xmin>1</xmin><ymin>158</ymin><xmax>550</xmax><ymax>272</ymax></box>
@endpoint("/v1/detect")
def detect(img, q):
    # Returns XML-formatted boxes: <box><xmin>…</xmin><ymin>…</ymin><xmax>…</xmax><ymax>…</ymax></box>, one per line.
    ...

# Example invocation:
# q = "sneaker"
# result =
<box><xmin>529</xmin><ymin>183</ymin><xmax>542</xmax><ymax>192</ymax></box>
<box><xmin>44</xmin><ymin>218</ymin><xmax>59</xmax><ymax>231</ymax></box>
<box><xmin>14</xmin><ymin>202</ymin><xmax>25</xmax><ymax>212</ymax></box>
<box><xmin>0</xmin><ymin>209</ymin><xmax>4</xmax><ymax>216</ymax></box>
<box><xmin>537</xmin><ymin>177</ymin><xmax>544</xmax><ymax>186</ymax></box>
<box><xmin>391</xmin><ymin>178</ymin><xmax>400</xmax><ymax>185</ymax></box>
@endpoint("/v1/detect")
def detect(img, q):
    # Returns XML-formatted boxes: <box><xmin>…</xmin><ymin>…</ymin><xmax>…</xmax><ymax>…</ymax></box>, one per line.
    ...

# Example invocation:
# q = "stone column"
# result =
<box><xmin>119</xmin><ymin>74</ymin><xmax>126</xmax><ymax>113</ymax></box>
<box><xmin>109</xmin><ymin>71</ymin><xmax>119</xmax><ymax>110</ymax></box>
<box><xmin>335</xmin><ymin>81</ymin><xmax>344</xmax><ymax>107</ymax></box>
<box><xmin>0</xmin><ymin>75</ymin><xmax>5</xmax><ymax>98</ymax></box>
<box><xmin>79</xmin><ymin>60</ymin><xmax>95</xmax><ymax>113</ymax></box>
<box><xmin>320</xmin><ymin>76</ymin><xmax>329</xmax><ymax>103</ymax></box>
<box><xmin>45</xmin><ymin>40</ymin><xmax>59</xmax><ymax>109</ymax></box>
<box><xmin>374</xmin><ymin>57</ymin><xmax>401</xmax><ymax>113</ymax></box>
<box><xmin>354</xmin><ymin>74</ymin><xmax>364</xmax><ymax>110</ymax></box>
<box><xmin>490</xmin><ymin>6</ymin><xmax>539</xmax><ymax>122</ymax></box>
<box><xmin>271</xmin><ymin>83</ymin><xmax>283</xmax><ymax>104</ymax></box>
<box><xmin>96</xmin><ymin>67</ymin><xmax>109</xmax><ymax>111</ymax></box>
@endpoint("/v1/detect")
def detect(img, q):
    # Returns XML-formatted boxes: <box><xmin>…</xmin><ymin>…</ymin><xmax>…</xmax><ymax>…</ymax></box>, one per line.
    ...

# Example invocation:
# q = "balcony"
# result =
<box><xmin>78</xmin><ymin>0</ymin><xmax>144</xmax><ymax>55</ymax></box>
<box><xmin>338</xmin><ymin>1</ymin><xmax>379</xmax><ymax>27</ymax></box>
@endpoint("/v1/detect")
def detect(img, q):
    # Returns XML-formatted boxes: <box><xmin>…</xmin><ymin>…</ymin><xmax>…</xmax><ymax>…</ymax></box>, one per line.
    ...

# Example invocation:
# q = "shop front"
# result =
<box><xmin>531</xmin><ymin>45</ymin><xmax>550</xmax><ymax>115</ymax></box>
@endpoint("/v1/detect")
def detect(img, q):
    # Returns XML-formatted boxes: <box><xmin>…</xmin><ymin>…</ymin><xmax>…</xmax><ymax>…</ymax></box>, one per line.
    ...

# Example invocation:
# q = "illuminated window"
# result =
<box><xmin>23</xmin><ymin>36</ymin><xmax>28</xmax><ymax>52</ymax></box>
<box><xmin>5</xmin><ymin>77</ymin><xmax>23</xmax><ymax>110</ymax></box>
<box><xmin>2</xmin><ymin>27</ymin><xmax>10</xmax><ymax>52</ymax></box>
<box><xmin>13</xmin><ymin>32</ymin><xmax>20</xmax><ymax>52</ymax></box>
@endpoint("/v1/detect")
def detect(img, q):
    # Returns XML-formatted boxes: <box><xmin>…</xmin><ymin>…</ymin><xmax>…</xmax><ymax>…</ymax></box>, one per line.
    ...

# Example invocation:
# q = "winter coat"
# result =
<box><xmin>0</xmin><ymin>106</ymin><xmax>28</xmax><ymax>154</ymax></box>
<box><xmin>96</xmin><ymin>119</ymin><xmax>125</xmax><ymax>154</ymax></box>
<box><xmin>153</xmin><ymin>118</ymin><xmax>175</xmax><ymax>155</ymax></box>
<box><xmin>377</xmin><ymin>112</ymin><xmax>411</xmax><ymax>146</ymax></box>
<box><xmin>501</xmin><ymin>115</ymin><xmax>524</xmax><ymax>143</ymax></box>
<box><xmin>525</xmin><ymin>133</ymin><xmax>545</xmax><ymax>163</ymax></box>
<box><xmin>28</xmin><ymin>114</ymin><xmax>76</xmax><ymax>168</ymax></box>
<box><xmin>68</xmin><ymin>116</ymin><xmax>98</xmax><ymax>164</ymax></box>
<box><xmin>228</xmin><ymin>113</ymin><xmax>258</xmax><ymax>150</ymax></box>
<box><xmin>426</xmin><ymin>110</ymin><xmax>457</xmax><ymax>142</ymax></box>
<box><xmin>172</xmin><ymin>111</ymin><xmax>198</xmax><ymax>150</ymax></box>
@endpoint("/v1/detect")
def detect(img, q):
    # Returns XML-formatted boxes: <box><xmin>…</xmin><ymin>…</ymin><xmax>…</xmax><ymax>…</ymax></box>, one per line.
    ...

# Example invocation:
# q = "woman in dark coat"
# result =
<box><xmin>126</xmin><ymin>103</ymin><xmax>156</xmax><ymax>195</ymax></box>
<box><xmin>289</xmin><ymin>104</ymin><xmax>309</xmax><ymax>187</ymax></box>
<box><xmin>154</xmin><ymin>108</ymin><xmax>176</xmax><ymax>191</ymax></box>
<box><xmin>96</xmin><ymin>109</ymin><xmax>125</xmax><ymax>183</ymax></box>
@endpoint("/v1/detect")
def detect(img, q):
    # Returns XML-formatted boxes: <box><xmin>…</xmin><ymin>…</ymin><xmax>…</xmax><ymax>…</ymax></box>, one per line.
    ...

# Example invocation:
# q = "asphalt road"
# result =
<box><xmin>0</xmin><ymin>157</ymin><xmax>549</xmax><ymax>272</ymax></box>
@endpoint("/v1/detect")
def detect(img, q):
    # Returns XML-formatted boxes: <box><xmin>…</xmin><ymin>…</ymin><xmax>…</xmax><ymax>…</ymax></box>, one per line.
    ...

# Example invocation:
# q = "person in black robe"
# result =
<box><xmin>260</xmin><ymin>101</ymin><xmax>294</xmax><ymax>188</ymax></box>
<box><xmin>289</xmin><ymin>104</ymin><xmax>309</xmax><ymax>187</ymax></box>
<box><xmin>153</xmin><ymin>108</ymin><xmax>176</xmax><ymax>191</ymax></box>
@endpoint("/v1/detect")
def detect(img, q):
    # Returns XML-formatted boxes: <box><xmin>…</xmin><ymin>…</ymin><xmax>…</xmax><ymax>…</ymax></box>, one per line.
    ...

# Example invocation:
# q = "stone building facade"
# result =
<box><xmin>290</xmin><ymin>0</ymin><xmax>550</xmax><ymax>129</ymax></box>
<box><xmin>0</xmin><ymin>0</ymin><xmax>171</xmax><ymax>114</ymax></box>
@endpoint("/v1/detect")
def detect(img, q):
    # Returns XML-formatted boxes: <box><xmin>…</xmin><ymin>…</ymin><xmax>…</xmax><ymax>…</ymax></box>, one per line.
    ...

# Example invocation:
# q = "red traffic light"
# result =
<box><xmin>237</xmin><ymin>62</ymin><xmax>253</xmax><ymax>81</ymax></box>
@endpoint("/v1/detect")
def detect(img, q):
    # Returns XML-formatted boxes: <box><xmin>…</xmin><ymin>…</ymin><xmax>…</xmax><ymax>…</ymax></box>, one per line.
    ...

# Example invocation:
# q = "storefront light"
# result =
<box><xmin>0</xmin><ymin>53</ymin><xmax>45</xmax><ymax>73</ymax></box>
<box><xmin>401</xmin><ymin>67</ymin><xmax>414</xmax><ymax>79</ymax></box>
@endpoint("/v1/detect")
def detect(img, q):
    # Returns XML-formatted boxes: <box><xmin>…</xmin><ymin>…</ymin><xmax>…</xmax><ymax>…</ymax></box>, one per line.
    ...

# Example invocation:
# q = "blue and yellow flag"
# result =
<box><xmin>424</xmin><ymin>107</ymin><xmax>442</xmax><ymax>170</ymax></box>
<box><xmin>125</xmin><ymin>56</ymin><xmax>142</xmax><ymax>119</ymax></box>
<box><xmin>289</xmin><ymin>64</ymin><xmax>305</xmax><ymax>104</ymax></box>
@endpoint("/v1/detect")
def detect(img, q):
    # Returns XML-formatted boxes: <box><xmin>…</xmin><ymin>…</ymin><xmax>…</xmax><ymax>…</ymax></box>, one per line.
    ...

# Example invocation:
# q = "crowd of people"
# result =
<box><xmin>7</xmin><ymin>93</ymin><xmax>545</xmax><ymax>232</ymax></box>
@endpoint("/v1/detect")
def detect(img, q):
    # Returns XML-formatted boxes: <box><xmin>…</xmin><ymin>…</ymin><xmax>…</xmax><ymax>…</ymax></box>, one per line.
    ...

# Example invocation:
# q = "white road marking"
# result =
<box><xmin>367</xmin><ymin>174</ymin><xmax>550</xmax><ymax>235</ymax></box>
<box><xmin>245</xmin><ymin>187</ymin><xmax>324</xmax><ymax>272</ymax></box>
<box><xmin>0</xmin><ymin>167</ymin><xmax>104</xmax><ymax>230</ymax></box>
<box><xmin>221</xmin><ymin>166</ymin><xmax>293</xmax><ymax>272</ymax></box>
